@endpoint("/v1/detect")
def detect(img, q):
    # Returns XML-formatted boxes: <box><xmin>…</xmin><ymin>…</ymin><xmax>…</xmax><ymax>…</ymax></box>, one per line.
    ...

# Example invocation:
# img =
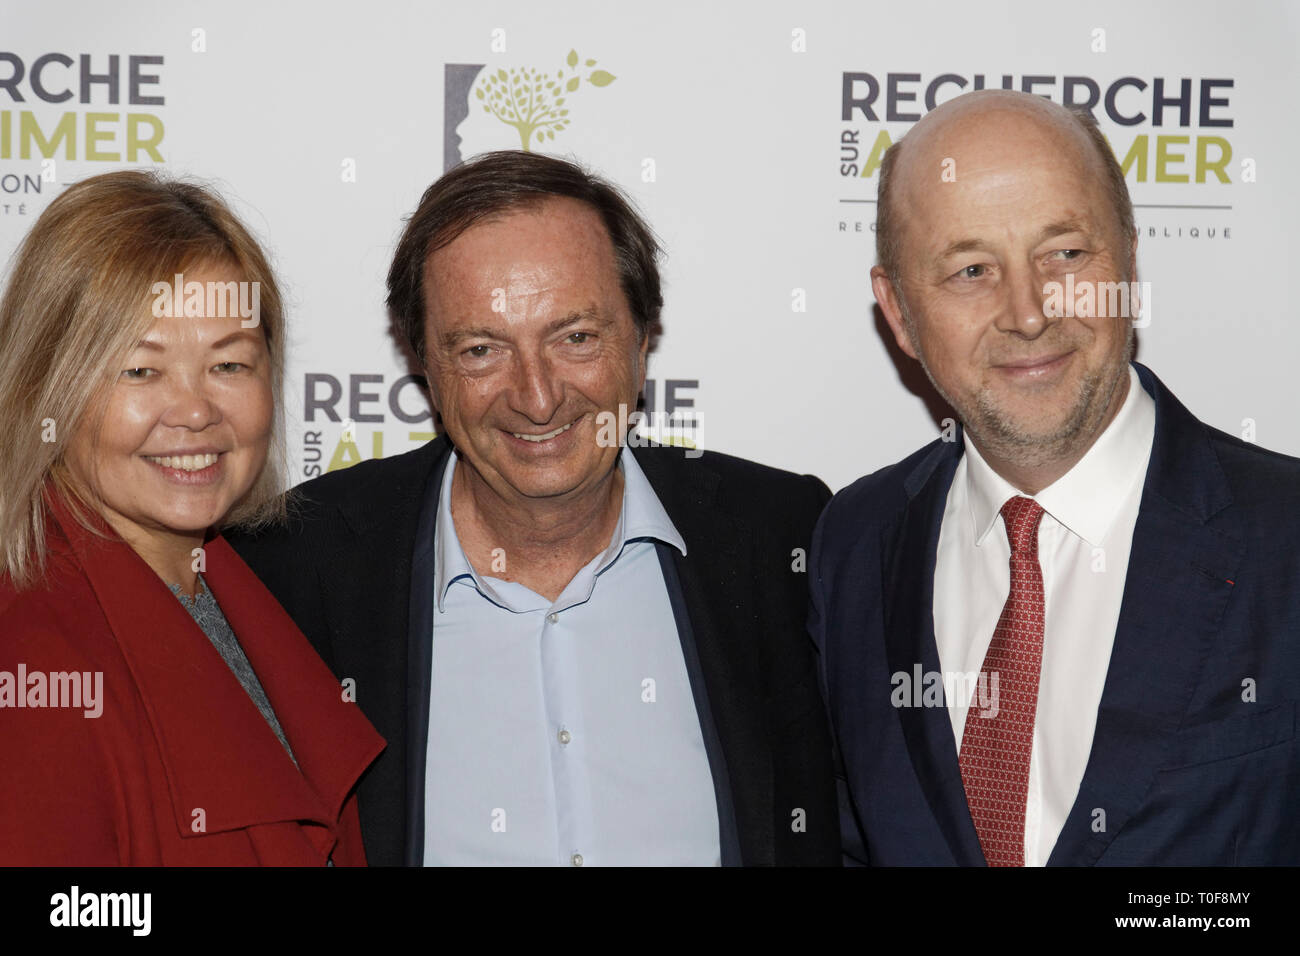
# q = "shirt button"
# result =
<box><xmin>558</xmin><ymin>729</ymin><xmax>571</xmax><ymax>745</ymax></box>
<box><xmin>547</xmin><ymin>612</ymin><xmax>559</xmax><ymax>624</ymax></box>
<box><xmin>570</xmin><ymin>853</ymin><xmax>584</xmax><ymax>867</ymax></box>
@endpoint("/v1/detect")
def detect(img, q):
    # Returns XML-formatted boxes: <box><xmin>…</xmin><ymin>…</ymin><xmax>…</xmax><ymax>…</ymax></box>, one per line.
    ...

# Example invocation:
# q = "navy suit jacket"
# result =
<box><xmin>810</xmin><ymin>362</ymin><xmax>1300</xmax><ymax>865</ymax></box>
<box><xmin>230</xmin><ymin>436</ymin><xmax>840</xmax><ymax>866</ymax></box>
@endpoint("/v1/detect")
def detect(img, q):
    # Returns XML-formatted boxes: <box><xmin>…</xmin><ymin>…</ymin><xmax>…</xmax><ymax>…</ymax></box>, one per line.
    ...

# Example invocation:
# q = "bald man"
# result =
<box><xmin>810</xmin><ymin>90</ymin><xmax>1300</xmax><ymax>866</ymax></box>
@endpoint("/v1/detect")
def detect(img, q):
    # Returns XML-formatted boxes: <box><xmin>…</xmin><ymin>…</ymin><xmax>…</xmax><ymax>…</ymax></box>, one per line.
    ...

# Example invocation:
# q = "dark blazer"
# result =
<box><xmin>810</xmin><ymin>361</ymin><xmax>1300</xmax><ymax>865</ymax></box>
<box><xmin>229</xmin><ymin>436</ymin><xmax>839</xmax><ymax>866</ymax></box>
<box><xmin>0</xmin><ymin>490</ymin><xmax>384</xmax><ymax>865</ymax></box>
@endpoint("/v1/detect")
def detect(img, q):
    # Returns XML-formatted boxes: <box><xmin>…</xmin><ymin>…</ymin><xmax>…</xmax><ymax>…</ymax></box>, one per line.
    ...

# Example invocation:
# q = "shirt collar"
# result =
<box><xmin>433</xmin><ymin>447</ymin><xmax>687</xmax><ymax>612</ymax></box>
<box><xmin>964</xmin><ymin>363</ymin><xmax>1155</xmax><ymax>548</ymax></box>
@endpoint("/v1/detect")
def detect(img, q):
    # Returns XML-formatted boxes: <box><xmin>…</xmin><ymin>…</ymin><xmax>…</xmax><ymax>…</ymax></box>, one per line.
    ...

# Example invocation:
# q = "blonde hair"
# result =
<box><xmin>0</xmin><ymin>169</ymin><xmax>288</xmax><ymax>588</ymax></box>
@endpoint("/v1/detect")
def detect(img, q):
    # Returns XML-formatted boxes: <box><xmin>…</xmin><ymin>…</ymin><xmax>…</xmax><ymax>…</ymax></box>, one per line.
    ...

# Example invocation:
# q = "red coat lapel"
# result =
<box><xmin>47</xmin><ymin>493</ymin><xmax>385</xmax><ymax>846</ymax></box>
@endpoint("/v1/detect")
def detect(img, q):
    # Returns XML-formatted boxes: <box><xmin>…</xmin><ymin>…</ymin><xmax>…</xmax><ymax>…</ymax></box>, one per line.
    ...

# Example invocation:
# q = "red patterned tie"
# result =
<box><xmin>958</xmin><ymin>495</ymin><xmax>1046</xmax><ymax>867</ymax></box>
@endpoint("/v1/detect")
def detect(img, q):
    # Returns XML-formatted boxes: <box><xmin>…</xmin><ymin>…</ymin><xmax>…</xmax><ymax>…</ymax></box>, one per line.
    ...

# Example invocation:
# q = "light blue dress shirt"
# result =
<box><xmin>422</xmin><ymin>448</ymin><xmax>721</xmax><ymax>866</ymax></box>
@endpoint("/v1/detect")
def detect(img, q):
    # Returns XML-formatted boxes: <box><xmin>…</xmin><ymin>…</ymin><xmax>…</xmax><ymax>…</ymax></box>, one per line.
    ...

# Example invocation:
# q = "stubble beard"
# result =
<box><xmin>904</xmin><ymin>306</ymin><xmax>1135</xmax><ymax>472</ymax></box>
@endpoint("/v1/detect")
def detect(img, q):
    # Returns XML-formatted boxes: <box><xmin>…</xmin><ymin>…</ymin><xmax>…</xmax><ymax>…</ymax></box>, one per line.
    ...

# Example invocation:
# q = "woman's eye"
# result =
<box><xmin>214</xmin><ymin>362</ymin><xmax>245</xmax><ymax>373</ymax></box>
<box><xmin>121</xmin><ymin>368</ymin><xmax>153</xmax><ymax>380</ymax></box>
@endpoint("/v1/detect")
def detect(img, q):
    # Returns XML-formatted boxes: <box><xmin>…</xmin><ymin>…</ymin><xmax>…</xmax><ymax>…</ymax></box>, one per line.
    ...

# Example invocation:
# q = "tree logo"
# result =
<box><xmin>473</xmin><ymin>49</ymin><xmax>616</xmax><ymax>151</ymax></box>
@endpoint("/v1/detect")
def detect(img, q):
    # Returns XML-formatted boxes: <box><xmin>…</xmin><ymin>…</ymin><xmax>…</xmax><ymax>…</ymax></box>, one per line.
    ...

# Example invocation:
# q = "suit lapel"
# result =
<box><xmin>632</xmin><ymin>445</ymin><xmax>768</xmax><ymax>864</ymax></box>
<box><xmin>312</xmin><ymin>437</ymin><xmax>449</xmax><ymax>865</ymax></box>
<box><xmin>1047</xmin><ymin>363</ymin><xmax>1243</xmax><ymax>864</ymax></box>
<box><xmin>654</xmin><ymin>543</ymin><xmax>746</xmax><ymax>865</ymax></box>
<box><xmin>403</xmin><ymin>438</ymin><xmax>454</xmax><ymax>865</ymax></box>
<box><xmin>881</xmin><ymin>437</ymin><xmax>987</xmax><ymax>865</ymax></box>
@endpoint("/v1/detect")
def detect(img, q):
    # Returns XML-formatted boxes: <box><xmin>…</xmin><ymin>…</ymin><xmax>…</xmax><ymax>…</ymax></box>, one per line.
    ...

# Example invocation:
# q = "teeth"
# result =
<box><xmin>513</xmin><ymin>421</ymin><xmax>575</xmax><ymax>443</ymax></box>
<box><xmin>146</xmin><ymin>453</ymin><xmax>219</xmax><ymax>471</ymax></box>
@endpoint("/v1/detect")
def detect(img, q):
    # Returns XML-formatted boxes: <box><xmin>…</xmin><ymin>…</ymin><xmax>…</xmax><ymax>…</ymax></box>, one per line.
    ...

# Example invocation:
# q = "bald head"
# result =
<box><xmin>875</xmin><ymin>90</ymin><xmax>1134</xmax><ymax>286</ymax></box>
<box><xmin>867</xmin><ymin>88</ymin><xmax>1140</xmax><ymax>495</ymax></box>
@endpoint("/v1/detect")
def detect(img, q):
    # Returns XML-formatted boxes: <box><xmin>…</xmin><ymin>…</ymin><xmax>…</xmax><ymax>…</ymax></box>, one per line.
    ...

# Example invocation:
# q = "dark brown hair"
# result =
<box><xmin>387</xmin><ymin>150</ymin><xmax>663</xmax><ymax>364</ymax></box>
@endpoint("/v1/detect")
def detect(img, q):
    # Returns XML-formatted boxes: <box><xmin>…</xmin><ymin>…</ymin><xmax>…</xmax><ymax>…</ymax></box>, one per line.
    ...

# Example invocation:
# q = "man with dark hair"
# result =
<box><xmin>231</xmin><ymin>151</ymin><xmax>838</xmax><ymax>866</ymax></box>
<box><xmin>813</xmin><ymin>90</ymin><xmax>1300</xmax><ymax>866</ymax></box>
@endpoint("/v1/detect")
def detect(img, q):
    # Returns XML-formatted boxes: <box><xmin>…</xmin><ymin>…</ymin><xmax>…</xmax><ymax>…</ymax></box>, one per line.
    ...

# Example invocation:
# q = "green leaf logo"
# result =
<box><xmin>471</xmin><ymin>48</ymin><xmax>618</xmax><ymax>151</ymax></box>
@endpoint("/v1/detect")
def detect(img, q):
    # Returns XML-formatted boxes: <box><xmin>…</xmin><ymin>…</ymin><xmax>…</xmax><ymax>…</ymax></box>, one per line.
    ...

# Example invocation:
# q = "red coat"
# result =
<box><xmin>0</xmin><ymin>492</ymin><xmax>385</xmax><ymax>865</ymax></box>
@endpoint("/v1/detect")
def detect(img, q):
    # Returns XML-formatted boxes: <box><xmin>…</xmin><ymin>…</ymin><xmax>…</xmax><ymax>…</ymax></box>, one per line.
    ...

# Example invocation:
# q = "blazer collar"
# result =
<box><xmin>1046</xmin><ymin>361</ymin><xmax>1241</xmax><ymax>864</ymax></box>
<box><xmin>284</xmin><ymin>437</ymin><xmax>450</xmax><ymax>867</ymax></box>
<box><xmin>630</xmin><ymin>442</ymin><xmax>719</xmax><ymax>507</ymax></box>
<box><xmin>329</xmin><ymin>436</ymin><xmax>446</xmax><ymax>539</ymax></box>
<box><xmin>629</xmin><ymin>444</ymin><xmax>768</xmax><ymax>864</ymax></box>
<box><xmin>46</xmin><ymin>491</ymin><xmax>384</xmax><ymax>849</ymax></box>
<box><xmin>885</xmin><ymin>431</ymin><xmax>980</xmax><ymax>863</ymax></box>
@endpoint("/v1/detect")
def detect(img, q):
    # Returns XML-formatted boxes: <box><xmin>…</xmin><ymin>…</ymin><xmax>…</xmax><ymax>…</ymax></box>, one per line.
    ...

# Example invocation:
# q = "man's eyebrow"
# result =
<box><xmin>1034</xmin><ymin>219</ymin><xmax>1090</xmax><ymax>245</ymax></box>
<box><xmin>545</xmin><ymin>308</ymin><xmax>605</xmax><ymax>335</ymax></box>
<box><xmin>933</xmin><ymin>238</ymin><xmax>987</xmax><ymax>265</ymax></box>
<box><xmin>931</xmin><ymin>220</ymin><xmax>1094</xmax><ymax>267</ymax></box>
<box><xmin>439</xmin><ymin>326</ymin><xmax>500</xmax><ymax>349</ymax></box>
<box><xmin>437</xmin><ymin>308</ymin><xmax>607</xmax><ymax>350</ymax></box>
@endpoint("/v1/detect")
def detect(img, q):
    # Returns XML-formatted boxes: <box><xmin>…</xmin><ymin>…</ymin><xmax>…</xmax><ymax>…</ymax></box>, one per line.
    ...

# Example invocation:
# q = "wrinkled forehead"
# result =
<box><xmin>419</xmin><ymin>199</ymin><xmax>628</xmax><ymax>344</ymax></box>
<box><xmin>423</xmin><ymin>198</ymin><xmax>616</xmax><ymax>290</ymax></box>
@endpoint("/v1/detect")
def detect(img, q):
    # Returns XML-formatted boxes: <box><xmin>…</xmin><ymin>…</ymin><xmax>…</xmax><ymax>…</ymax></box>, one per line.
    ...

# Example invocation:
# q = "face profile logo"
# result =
<box><xmin>444</xmin><ymin>50</ymin><xmax>616</xmax><ymax>169</ymax></box>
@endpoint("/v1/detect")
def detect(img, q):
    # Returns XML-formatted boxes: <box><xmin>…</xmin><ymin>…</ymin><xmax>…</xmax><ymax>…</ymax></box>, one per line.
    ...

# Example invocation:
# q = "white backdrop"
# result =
<box><xmin>3</xmin><ymin>0</ymin><xmax>1297</xmax><ymax>492</ymax></box>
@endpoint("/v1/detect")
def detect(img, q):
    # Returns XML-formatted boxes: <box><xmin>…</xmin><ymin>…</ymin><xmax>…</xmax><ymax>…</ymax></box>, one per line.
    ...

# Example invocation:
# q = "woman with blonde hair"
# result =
<box><xmin>0</xmin><ymin>170</ymin><xmax>383</xmax><ymax>865</ymax></box>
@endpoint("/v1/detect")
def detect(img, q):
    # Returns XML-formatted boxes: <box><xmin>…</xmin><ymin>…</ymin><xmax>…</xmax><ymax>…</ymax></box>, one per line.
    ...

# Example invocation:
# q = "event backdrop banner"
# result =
<box><xmin>2</xmin><ymin>1</ymin><xmax>1296</xmax><ymax>492</ymax></box>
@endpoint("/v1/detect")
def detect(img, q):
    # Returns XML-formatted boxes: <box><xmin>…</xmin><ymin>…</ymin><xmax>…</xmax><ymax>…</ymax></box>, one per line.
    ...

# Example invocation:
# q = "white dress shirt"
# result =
<box><xmin>933</xmin><ymin>363</ymin><xmax>1156</xmax><ymax>866</ymax></box>
<box><xmin>423</xmin><ymin>448</ymin><xmax>721</xmax><ymax>866</ymax></box>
